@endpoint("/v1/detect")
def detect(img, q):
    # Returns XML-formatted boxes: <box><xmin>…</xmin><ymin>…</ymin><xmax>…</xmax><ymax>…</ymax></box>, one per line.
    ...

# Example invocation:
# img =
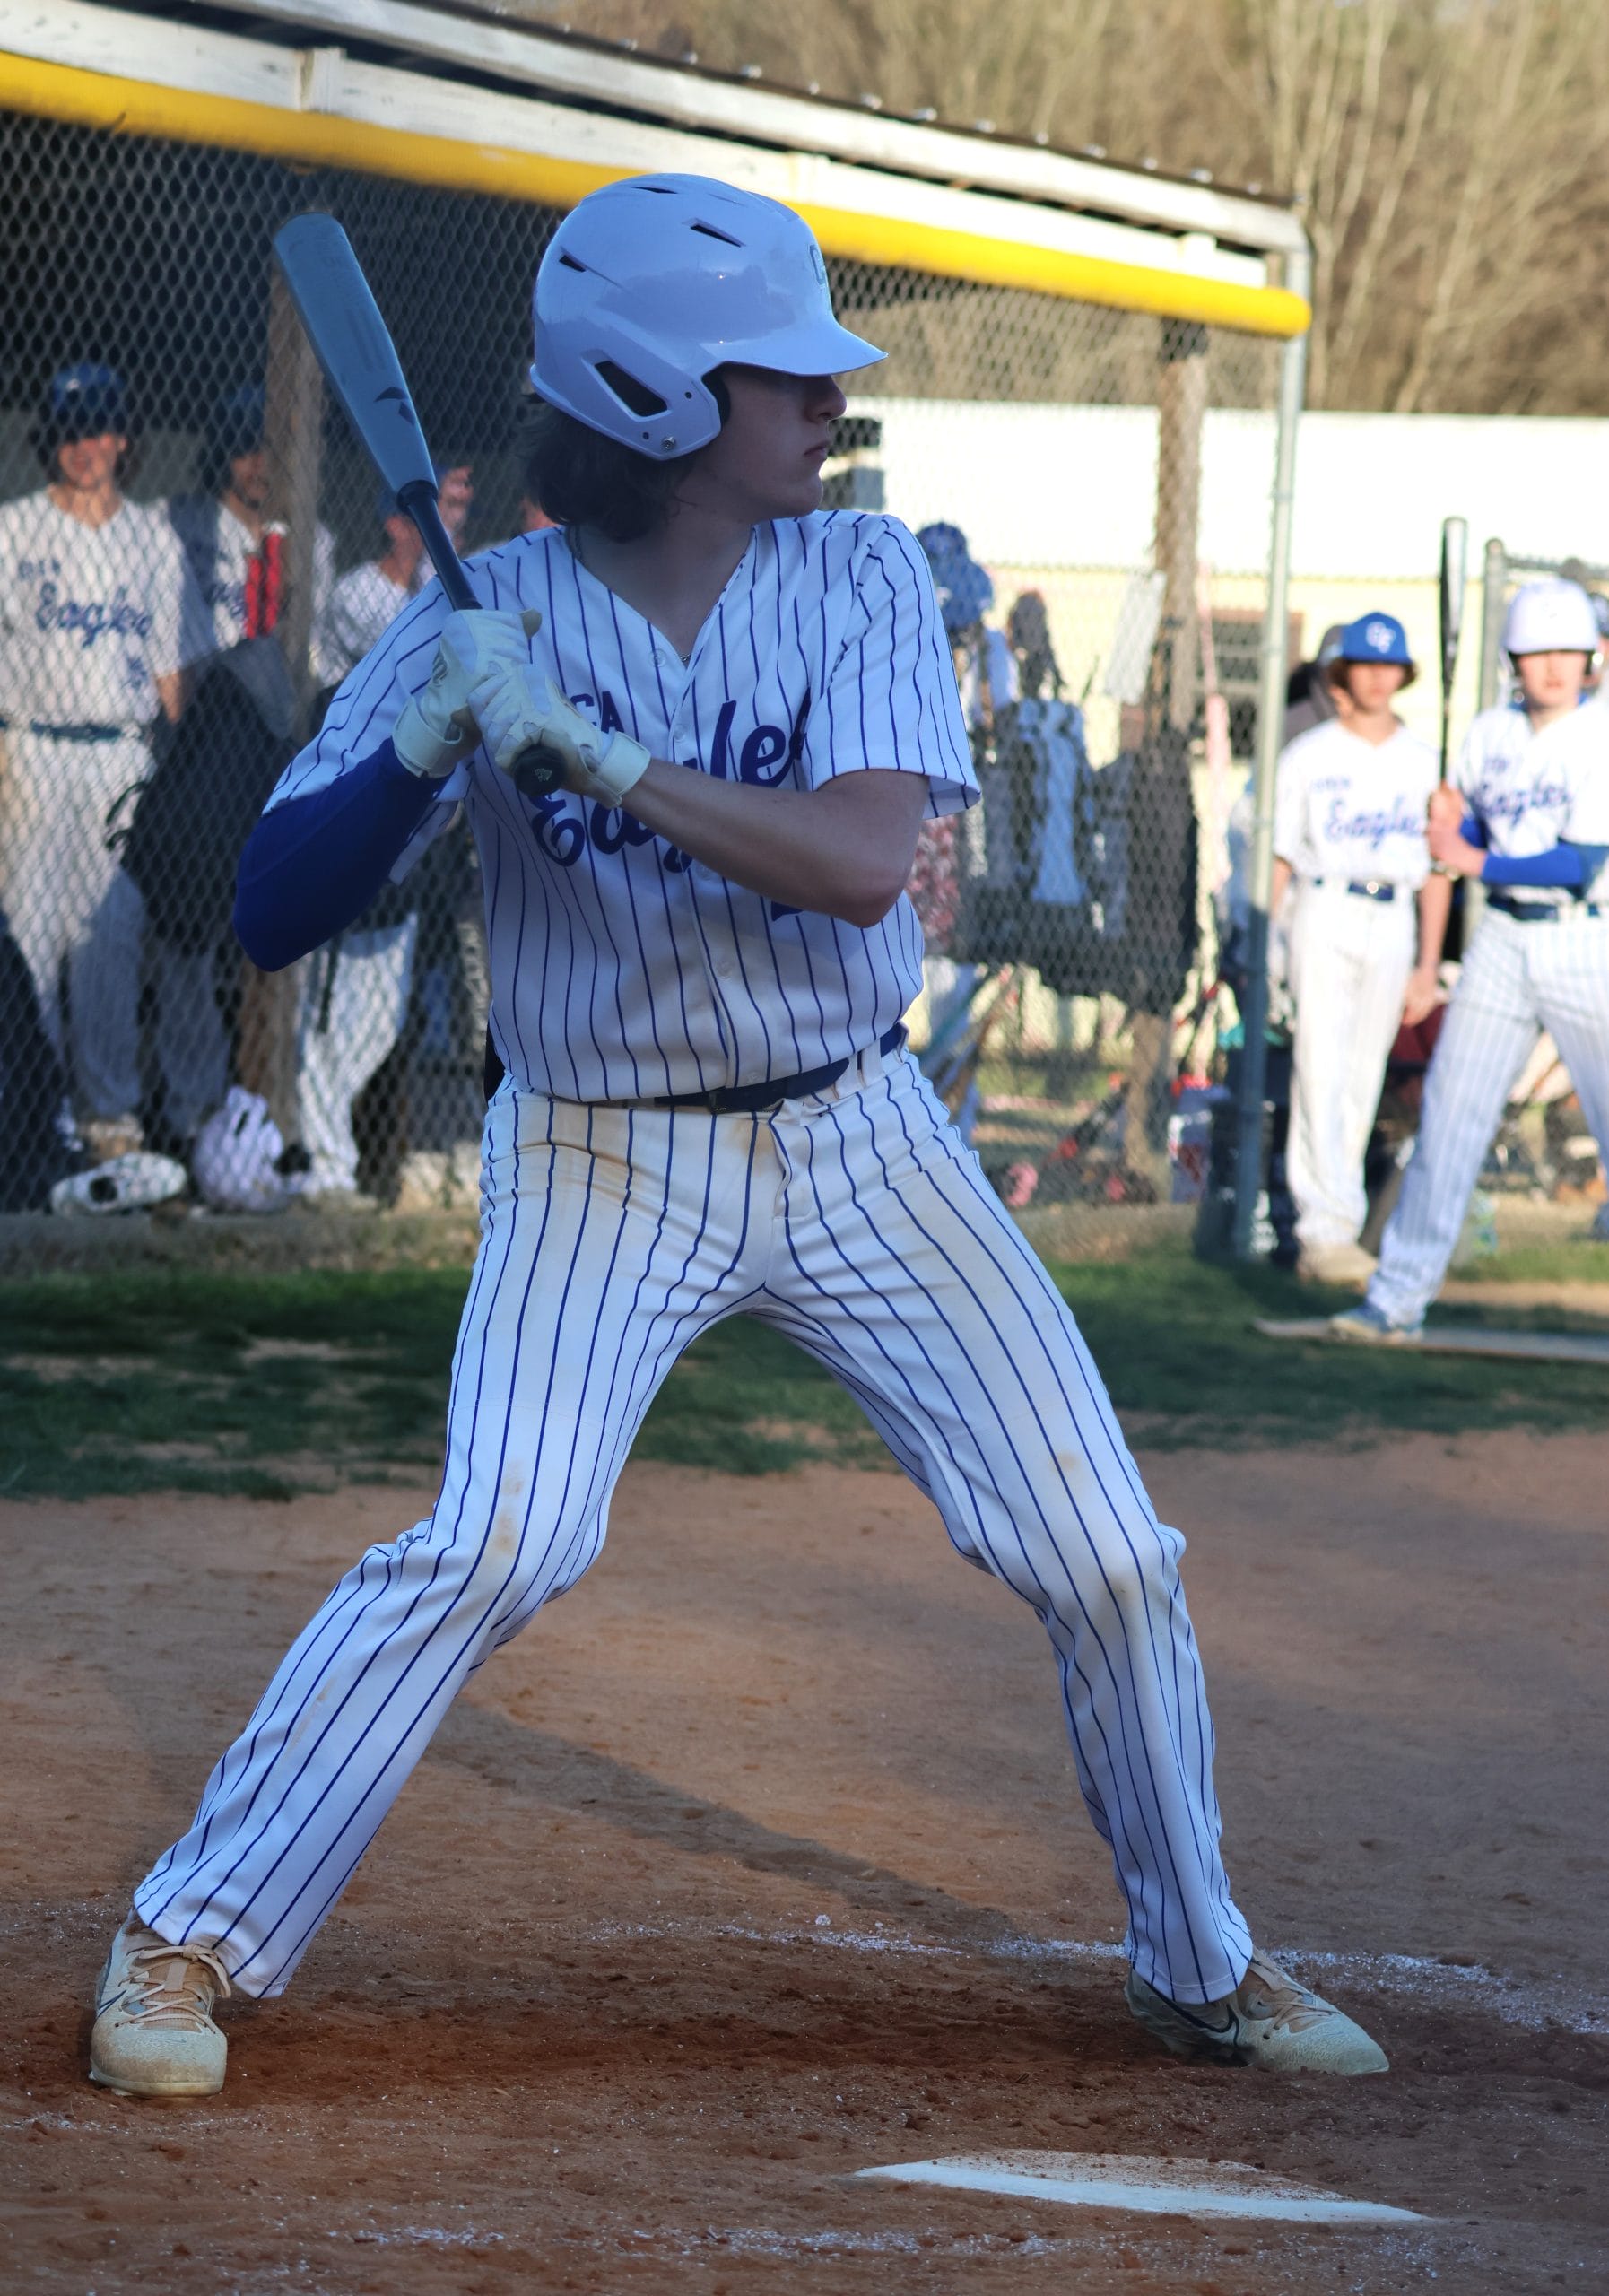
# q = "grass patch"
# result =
<box><xmin>1</xmin><ymin>1249</ymin><xmax>1605</xmax><ymax>1501</ymax></box>
<box><xmin>1054</xmin><ymin>1250</ymin><xmax>1609</xmax><ymax>1446</ymax></box>
<box><xmin>1454</xmin><ymin>1239</ymin><xmax>1609</xmax><ymax>1285</ymax></box>
<box><xmin>0</xmin><ymin>1267</ymin><xmax>883</xmax><ymax>1501</ymax></box>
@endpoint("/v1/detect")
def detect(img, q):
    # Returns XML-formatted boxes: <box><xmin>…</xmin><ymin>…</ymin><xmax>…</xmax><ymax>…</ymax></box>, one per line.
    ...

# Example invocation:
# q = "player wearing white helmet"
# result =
<box><xmin>1336</xmin><ymin>578</ymin><xmax>1609</xmax><ymax>1339</ymax></box>
<box><xmin>1271</xmin><ymin>613</ymin><xmax>1445</xmax><ymax>1286</ymax></box>
<box><xmin>89</xmin><ymin>175</ymin><xmax>1386</xmax><ymax>2098</ymax></box>
<box><xmin>0</xmin><ymin>363</ymin><xmax>201</xmax><ymax>1161</ymax></box>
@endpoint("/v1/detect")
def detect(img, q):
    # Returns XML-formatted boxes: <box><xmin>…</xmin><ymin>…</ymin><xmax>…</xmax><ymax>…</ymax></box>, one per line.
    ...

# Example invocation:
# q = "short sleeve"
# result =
<box><xmin>151</xmin><ymin>522</ymin><xmax>196</xmax><ymax>677</ymax></box>
<box><xmin>272</xmin><ymin>572</ymin><xmax>456</xmax><ymax>812</ymax></box>
<box><xmin>1564</xmin><ymin>743</ymin><xmax>1609</xmax><ymax>845</ymax></box>
<box><xmin>802</xmin><ymin>519</ymin><xmax>977</xmax><ymax>818</ymax></box>
<box><xmin>1272</xmin><ymin>740</ymin><xmax>1306</xmax><ymax>868</ymax></box>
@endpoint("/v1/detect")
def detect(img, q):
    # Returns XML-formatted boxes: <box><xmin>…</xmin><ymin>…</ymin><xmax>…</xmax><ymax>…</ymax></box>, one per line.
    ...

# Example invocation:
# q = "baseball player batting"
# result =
<box><xmin>1336</xmin><ymin>577</ymin><xmax>1609</xmax><ymax>1338</ymax></box>
<box><xmin>89</xmin><ymin>174</ymin><xmax>1386</xmax><ymax>2096</ymax></box>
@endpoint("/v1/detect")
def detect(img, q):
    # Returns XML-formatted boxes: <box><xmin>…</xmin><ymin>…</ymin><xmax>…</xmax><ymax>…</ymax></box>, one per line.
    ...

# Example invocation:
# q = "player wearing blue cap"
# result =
<box><xmin>0</xmin><ymin>363</ymin><xmax>201</xmax><ymax>1161</ymax></box>
<box><xmin>89</xmin><ymin>175</ymin><xmax>1386</xmax><ymax>2097</ymax></box>
<box><xmin>1271</xmin><ymin>613</ymin><xmax>1445</xmax><ymax>1285</ymax></box>
<box><xmin>1338</xmin><ymin>578</ymin><xmax>1609</xmax><ymax>1336</ymax></box>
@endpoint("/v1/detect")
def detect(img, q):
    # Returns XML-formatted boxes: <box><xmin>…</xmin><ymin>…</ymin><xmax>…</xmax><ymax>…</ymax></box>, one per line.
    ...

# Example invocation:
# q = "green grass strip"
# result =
<box><xmin>0</xmin><ymin>1252</ymin><xmax>1605</xmax><ymax>1502</ymax></box>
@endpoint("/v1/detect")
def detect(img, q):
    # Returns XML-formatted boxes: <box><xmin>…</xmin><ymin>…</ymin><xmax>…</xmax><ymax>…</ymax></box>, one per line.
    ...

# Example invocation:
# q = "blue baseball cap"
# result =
<box><xmin>40</xmin><ymin>361</ymin><xmax>130</xmax><ymax>439</ymax></box>
<box><xmin>1335</xmin><ymin>613</ymin><xmax>1415</xmax><ymax>680</ymax></box>
<box><xmin>207</xmin><ymin>383</ymin><xmax>265</xmax><ymax>461</ymax></box>
<box><xmin>917</xmin><ymin>520</ymin><xmax>995</xmax><ymax>639</ymax></box>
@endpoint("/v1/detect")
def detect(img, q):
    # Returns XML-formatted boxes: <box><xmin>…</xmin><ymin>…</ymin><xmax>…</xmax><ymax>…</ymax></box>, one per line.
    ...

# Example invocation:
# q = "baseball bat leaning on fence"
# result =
<box><xmin>1439</xmin><ymin>516</ymin><xmax>1468</xmax><ymax>787</ymax></box>
<box><xmin>271</xmin><ymin>213</ymin><xmax>564</xmax><ymax>798</ymax></box>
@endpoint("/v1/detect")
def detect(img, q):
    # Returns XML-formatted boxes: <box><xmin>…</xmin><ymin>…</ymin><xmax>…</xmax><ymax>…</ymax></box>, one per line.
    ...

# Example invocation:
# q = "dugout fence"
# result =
<box><xmin>0</xmin><ymin>1</ymin><xmax>1307</xmax><ymax>1257</ymax></box>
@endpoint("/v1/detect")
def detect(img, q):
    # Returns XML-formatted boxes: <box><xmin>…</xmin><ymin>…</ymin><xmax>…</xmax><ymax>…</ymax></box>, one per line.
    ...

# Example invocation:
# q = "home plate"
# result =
<box><xmin>1254</xmin><ymin>1316</ymin><xmax>1609</xmax><ymax>1366</ymax></box>
<box><xmin>853</xmin><ymin>2152</ymin><xmax>1422</xmax><ymax>2225</ymax></box>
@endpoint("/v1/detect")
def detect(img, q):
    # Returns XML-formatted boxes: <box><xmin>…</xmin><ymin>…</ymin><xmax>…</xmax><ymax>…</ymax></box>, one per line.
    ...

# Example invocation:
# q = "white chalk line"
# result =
<box><xmin>580</xmin><ymin>1915</ymin><xmax>1609</xmax><ymax>2036</ymax></box>
<box><xmin>853</xmin><ymin>2150</ymin><xmax>1422</xmax><ymax>2226</ymax></box>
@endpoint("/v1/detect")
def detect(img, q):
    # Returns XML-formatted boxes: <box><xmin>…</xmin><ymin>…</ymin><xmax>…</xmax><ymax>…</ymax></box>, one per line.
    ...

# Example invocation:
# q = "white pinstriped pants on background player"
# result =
<box><xmin>135</xmin><ymin>1045</ymin><xmax>1252</xmax><ymax>2008</ymax></box>
<box><xmin>1369</xmin><ymin>909</ymin><xmax>1609</xmax><ymax>1326</ymax></box>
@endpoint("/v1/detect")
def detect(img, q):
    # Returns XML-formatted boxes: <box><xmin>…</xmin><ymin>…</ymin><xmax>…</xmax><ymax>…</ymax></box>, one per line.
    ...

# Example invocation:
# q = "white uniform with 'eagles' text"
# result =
<box><xmin>132</xmin><ymin>511</ymin><xmax>1254</xmax><ymax>2013</ymax></box>
<box><xmin>0</xmin><ymin>491</ymin><xmax>194</xmax><ymax>1109</ymax></box>
<box><xmin>1274</xmin><ymin>717</ymin><xmax>1437</xmax><ymax>1253</ymax></box>
<box><xmin>1368</xmin><ymin>699</ymin><xmax>1609</xmax><ymax>1323</ymax></box>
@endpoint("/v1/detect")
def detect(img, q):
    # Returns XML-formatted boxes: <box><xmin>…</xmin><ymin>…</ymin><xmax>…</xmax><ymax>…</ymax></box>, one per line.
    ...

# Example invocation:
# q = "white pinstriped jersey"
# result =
<box><xmin>1273</xmin><ymin>718</ymin><xmax>1436</xmax><ymax>890</ymax></box>
<box><xmin>270</xmin><ymin>511</ymin><xmax>977</xmax><ymax>1100</ymax></box>
<box><xmin>1456</xmin><ymin>699</ymin><xmax>1609</xmax><ymax>908</ymax></box>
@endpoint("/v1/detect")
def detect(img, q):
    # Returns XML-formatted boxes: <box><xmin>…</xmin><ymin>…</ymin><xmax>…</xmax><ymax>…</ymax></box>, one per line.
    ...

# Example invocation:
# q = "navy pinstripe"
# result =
<box><xmin>132</xmin><ymin>506</ymin><xmax>1251</xmax><ymax>2013</ymax></box>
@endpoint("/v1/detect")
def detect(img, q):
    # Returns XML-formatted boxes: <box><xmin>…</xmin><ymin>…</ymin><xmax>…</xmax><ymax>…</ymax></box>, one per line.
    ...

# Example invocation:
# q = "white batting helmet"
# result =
<box><xmin>1503</xmin><ymin>577</ymin><xmax>1599</xmax><ymax>658</ymax></box>
<box><xmin>530</xmin><ymin>174</ymin><xmax>884</xmax><ymax>459</ymax></box>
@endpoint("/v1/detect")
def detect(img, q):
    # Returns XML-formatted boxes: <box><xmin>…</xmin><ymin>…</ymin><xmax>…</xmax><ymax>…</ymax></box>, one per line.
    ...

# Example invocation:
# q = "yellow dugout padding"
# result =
<box><xmin>4</xmin><ymin>54</ymin><xmax>1311</xmax><ymax>341</ymax></box>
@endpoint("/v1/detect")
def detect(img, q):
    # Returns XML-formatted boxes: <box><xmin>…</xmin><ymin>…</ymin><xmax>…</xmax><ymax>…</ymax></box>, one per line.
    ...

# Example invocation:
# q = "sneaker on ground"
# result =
<box><xmin>1126</xmin><ymin>1950</ymin><xmax>1387</xmax><ymax>2074</ymax></box>
<box><xmin>89</xmin><ymin>1916</ymin><xmax>231</xmax><ymax>2097</ymax></box>
<box><xmin>48</xmin><ymin>1152</ymin><xmax>189</xmax><ymax>1217</ymax></box>
<box><xmin>1329</xmin><ymin>1301</ymin><xmax>1422</xmax><ymax>1345</ymax></box>
<box><xmin>1297</xmin><ymin>1241</ymin><xmax>1378</xmax><ymax>1287</ymax></box>
<box><xmin>1590</xmin><ymin>1203</ymin><xmax>1609</xmax><ymax>1243</ymax></box>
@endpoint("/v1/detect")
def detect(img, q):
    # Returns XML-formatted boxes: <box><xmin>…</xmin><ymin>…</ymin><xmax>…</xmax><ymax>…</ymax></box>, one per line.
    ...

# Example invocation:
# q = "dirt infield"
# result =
<box><xmin>3</xmin><ymin>1432</ymin><xmax>1605</xmax><ymax>2292</ymax></box>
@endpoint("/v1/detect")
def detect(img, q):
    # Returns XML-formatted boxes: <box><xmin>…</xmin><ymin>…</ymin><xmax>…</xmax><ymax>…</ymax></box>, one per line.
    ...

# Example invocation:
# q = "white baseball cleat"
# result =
<box><xmin>1328</xmin><ymin>1302</ymin><xmax>1422</xmax><ymax>1345</ymax></box>
<box><xmin>89</xmin><ymin>1916</ymin><xmax>231</xmax><ymax>2097</ymax></box>
<box><xmin>1296</xmin><ymin>1241</ymin><xmax>1378</xmax><ymax>1288</ymax></box>
<box><xmin>1126</xmin><ymin>1950</ymin><xmax>1388</xmax><ymax>2074</ymax></box>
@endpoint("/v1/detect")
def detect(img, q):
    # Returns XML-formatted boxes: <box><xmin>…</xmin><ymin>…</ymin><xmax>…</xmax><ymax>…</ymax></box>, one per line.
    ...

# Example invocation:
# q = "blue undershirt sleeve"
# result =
<box><xmin>1459</xmin><ymin>813</ymin><xmax>1489</xmax><ymax>848</ymax></box>
<box><xmin>233</xmin><ymin>741</ymin><xmax>440</xmax><ymax>970</ymax></box>
<box><xmin>1480</xmin><ymin>841</ymin><xmax>1605</xmax><ymax>891</ymax></box>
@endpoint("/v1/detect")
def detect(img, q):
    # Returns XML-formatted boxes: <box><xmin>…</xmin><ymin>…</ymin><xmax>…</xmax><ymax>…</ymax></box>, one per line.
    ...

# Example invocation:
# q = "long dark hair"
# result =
<box><xmin>522</xmin><ymin>394</ymin><xmax>718</xmax><ymax>544</ymax></box>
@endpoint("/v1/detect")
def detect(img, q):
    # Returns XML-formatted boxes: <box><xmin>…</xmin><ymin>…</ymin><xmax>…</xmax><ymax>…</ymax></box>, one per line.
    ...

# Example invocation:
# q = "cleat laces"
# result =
<box><xmin>113</xmin><ymin>1940</ymin><xmax>232</xmax><ymax>2032</ymax></box>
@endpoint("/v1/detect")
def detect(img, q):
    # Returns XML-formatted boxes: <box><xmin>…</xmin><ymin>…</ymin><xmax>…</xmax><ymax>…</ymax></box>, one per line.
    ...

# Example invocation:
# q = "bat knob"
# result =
<box><xmin>509</xmin><ymin>743</ymin><xmax>568</xmax><ymax>800</ymax></box>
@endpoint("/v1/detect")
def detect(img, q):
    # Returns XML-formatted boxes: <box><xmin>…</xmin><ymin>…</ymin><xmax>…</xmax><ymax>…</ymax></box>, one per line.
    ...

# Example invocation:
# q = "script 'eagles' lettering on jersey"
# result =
<box><xmin>271</xmin><ymin>511</ymin><xmax>976</xmax><ymax>1105</ymax></box>
<box><xmin>1456</xmin><ymin>696</ymin><xmax>1609</xmax><ymax>907</ymax></box>
<box><xmin>1274</xmin><ymin>718</ymin><xmax>1438</xmax><ymax>891</ymax></box>
<box><xmin>0</xmin><ymin>491</ymin><xmax>196</xmax><ymax>725</ymax></box>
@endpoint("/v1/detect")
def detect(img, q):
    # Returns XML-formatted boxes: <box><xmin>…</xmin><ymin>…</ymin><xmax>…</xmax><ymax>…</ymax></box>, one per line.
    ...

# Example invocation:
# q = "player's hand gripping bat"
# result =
<box><xmin>271</xmin><ymin>213</ymin><xmax>564</xmax><ymax>796</ymax></box>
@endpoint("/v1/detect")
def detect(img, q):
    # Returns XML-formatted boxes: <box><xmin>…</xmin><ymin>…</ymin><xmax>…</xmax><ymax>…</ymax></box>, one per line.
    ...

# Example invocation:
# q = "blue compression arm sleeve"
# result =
<box><xmin>233</xmin><ymin>741</ymin><xmax>439</xmax><ymax>970</ymax></box>
<box><xmin>1480</xmin><ymin>841</ymin><xmax>1606</xmax><ymax>890</ymax></box>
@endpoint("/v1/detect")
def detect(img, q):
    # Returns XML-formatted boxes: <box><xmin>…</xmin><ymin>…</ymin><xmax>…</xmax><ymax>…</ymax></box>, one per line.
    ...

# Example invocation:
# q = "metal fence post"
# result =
<box><xmin>1231</xmin><ymin>239</ymin><xmax>1311</xmax><ymax>1260</ymax></box>
<box><xmin>1478</xmin><ymin>536</ymin><xmax>1508</xmax><ymax>710</ymax></box>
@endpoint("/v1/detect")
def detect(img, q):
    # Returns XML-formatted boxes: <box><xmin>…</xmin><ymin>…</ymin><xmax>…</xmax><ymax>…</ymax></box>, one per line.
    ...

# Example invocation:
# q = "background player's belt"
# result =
<box><xmin>27</xmin><ymin>720</ymin><xmax>127</xmax><ymax>744</ymax></box>
<box><xmin>651</xmin><ymin>1024</ymin><xmax>907</xmax><ymax>1115</ymax></box>
<box><xmin>1313</xmin><ymin>877</ymin><xmax>1399</xmax><ymax>903</ymax></box>
<box><xmin>1488</xmin><ymin>892</ymin><xmax>1605</xmax><ymax>923</ymax></box>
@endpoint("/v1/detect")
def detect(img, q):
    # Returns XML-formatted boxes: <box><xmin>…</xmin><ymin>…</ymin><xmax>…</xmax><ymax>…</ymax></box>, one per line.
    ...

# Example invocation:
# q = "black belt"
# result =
<box><xmin>1489</xmin><ymin>892</ymin><xmax>1605</xmax><ymax>923</ymax></box>
<box><xmin>1314</xmin><ymin>877</ymin><xmax>1400</xmax><ymax>904</ymax></box>
<box><xmin>28</xmin><ymin>720</ymin><xmax>128</xmax><ymax>744</ymax></box>
<box><xmin>652</xmin><ymin>1024</ymin><xmax>906</xmax><ymax>1114</ymax></box>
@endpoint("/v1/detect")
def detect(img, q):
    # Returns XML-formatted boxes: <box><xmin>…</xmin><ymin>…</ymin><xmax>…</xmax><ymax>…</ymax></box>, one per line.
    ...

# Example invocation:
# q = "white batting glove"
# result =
<box><xmin>392</xmin><ymin>607</ymin><xmax>544</xmax><ymax>779</ymax></box>
<box><xmin>474</xmin><ymin>665</ymin><xmax>651</xmax><ymax>807</ymax></box>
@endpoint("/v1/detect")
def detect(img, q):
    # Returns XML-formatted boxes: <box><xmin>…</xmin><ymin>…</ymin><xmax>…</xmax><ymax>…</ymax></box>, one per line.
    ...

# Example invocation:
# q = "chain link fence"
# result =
<box><xmin>0</xmin><ymin>102</ymin><xmax>1287</xmax><ymax>1247</ymax></box>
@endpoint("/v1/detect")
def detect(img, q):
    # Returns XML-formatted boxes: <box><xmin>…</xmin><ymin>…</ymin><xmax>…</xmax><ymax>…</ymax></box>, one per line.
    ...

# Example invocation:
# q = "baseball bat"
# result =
<box><xmin>1438</xmin><ymin>515</ymin><xmax>1468</xmax><ymax>785</ymax></box>
<box><xmin>271</xmin><ymin>213</ymin><xmax>563</xmax><ymax>796</ymax></box>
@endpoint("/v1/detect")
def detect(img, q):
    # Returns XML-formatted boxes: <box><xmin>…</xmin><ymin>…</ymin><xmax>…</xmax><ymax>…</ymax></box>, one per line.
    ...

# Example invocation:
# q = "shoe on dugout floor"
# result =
<box><xmin>1296</xmin><ymin>1241</ymin><xmax>1378</xmax><ymax>1287</ymax></box>
<box><xmin>89</xmin><ymin>1916</ymin><xmax>231</xmax><ymax>2098</ymax></box>
<box><xmin>1126</xmin><ymin>1951</ymin><xmax>1387</xmax><ymax>2074</ymax></box>
<box><xmin>1328</xmin><ymin>1301</ymin><xmax>1423</xmax><ymax>1345</ymax></box>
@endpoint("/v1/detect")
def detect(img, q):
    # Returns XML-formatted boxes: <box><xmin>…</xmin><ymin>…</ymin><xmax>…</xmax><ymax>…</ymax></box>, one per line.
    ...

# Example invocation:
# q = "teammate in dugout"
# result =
<box><xmin>1272</xmin><ymin>613</ymin><xmax>1446</xmax><ymax>1288</ymax></box>
<box><xmin>88</xmin><ymin>174</ymin><xmax>1387</xmax><ymax>2096</ymax></box>
<box><xmin>1336</xmin><ymin>577</ymin><xmax>1609</xmax><ymax>1340</ymax></box>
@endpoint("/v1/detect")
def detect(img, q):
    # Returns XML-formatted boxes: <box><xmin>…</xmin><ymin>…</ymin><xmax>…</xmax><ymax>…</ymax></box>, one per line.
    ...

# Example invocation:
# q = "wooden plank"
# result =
<box><xmin>1254</xmin><ymin>1318</ymin><xmax>1609</xmax><ymax>1367</ymax></box>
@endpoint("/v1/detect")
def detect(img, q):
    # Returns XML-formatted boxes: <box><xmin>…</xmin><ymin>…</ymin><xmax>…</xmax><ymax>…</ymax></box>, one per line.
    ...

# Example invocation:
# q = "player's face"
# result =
<box><xmin>1344</xmin><ymin>661</ymin><xmax>1407</xmax><ymax>713</ymax></box>
<box><xmin>691</xmin><ymin>367</ymin><xmax>848</xmax><ymax>521</ymax></box>
<box><xmin>1514</xmin><ymin>649</ymin><xmax>1590</xmax><ymax>710</ymax></box>
<box><xmin>437</xmin><ymin>465</ymin><xmax>474</xmax><ymax>538</ymax></box>
<box><xmin>228</xmin><ymin>448</ymin><xmax>270</xmax><ymax>512</ymax></box>
<box><xmin>55</xmin><ymin>430</ymin><xmax>125</xmax><ymax>492</ymax></box>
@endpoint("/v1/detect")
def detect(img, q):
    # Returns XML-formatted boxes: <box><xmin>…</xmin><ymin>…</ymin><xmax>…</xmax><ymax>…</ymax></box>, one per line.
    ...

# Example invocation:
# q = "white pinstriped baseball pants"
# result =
<box><xmin>1369</xmin><ymin>909</ymin><xmax>1609</xmax><ymax>1326</ymax></box>
<box><xmin>1286</xmin><ymin>883</ymin><xmax>1416</xmax><ymax>1253</ymax></box>
<box><xmin>135</xmin><ymin>1047</ymin><xmax>1252</xmax><ymax>2007</ymax></box>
